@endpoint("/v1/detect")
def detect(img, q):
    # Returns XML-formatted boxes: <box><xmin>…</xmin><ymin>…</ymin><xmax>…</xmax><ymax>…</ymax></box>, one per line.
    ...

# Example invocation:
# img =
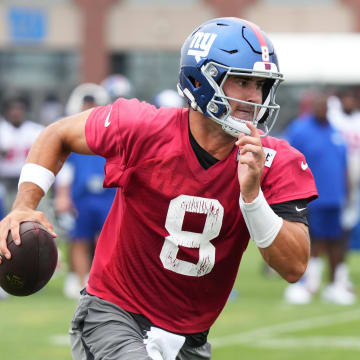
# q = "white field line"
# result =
<box><xmin>210</xmin><ymin>309</ymin><xmax>360</xmax><ymax>348</ymax></box>
<box><xmin>50</xmin><ymin>334</ymin><xmax>360</xmax><ymax>351</ymax></box>
<box><xmin>50</xmin><ymin>309</ymin><xmax>360</xmax><ymax>351</ymax></box>
<box><xmin>256</xmin><ymin>336</ymin><xmax>360</xmax><ymax>349</ymax></box>
<box><xmin>50</xmin><ymin>334</ymin><xmax>70</xmax><ymax>346</ymax></box>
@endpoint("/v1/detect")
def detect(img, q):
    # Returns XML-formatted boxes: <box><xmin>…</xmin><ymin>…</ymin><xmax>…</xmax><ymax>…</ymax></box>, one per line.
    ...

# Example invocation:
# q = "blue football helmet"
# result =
<box><xmin>178</xmin><ymin>17</ymin><xmax>284</xmax><ymax>137</ymax></box>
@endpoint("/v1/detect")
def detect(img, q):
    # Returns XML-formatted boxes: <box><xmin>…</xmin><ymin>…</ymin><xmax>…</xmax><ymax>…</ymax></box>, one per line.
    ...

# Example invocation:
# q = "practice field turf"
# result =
<box><xmin>0</xmin><ymin>242</ymin><xmax>359</xmax><ymax>360</ymax></box>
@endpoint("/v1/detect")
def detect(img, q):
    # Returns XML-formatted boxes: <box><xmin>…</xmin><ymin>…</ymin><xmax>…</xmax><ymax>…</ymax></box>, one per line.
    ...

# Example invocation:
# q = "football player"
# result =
<box><xmin>0</xmin><ymin>97</ymin><xmax>44</xmax><ymax>211</ymax></box>
<box><xmin>0</xmin><ymin>18</ymin><xmax>317</xmax><ymax>359</ymax></box>
<box><xmin>153</xmin><ymin>89</ymin><xmax>185</xmax><ymax>108</ymax></box>
<box><xmin>55</xmin><ymin>88</ymin><xmax>115</xmax><ymax>300</ymax></box>
<box><xmin>284</xmin><ymin>93</ymin><xmax>354</xmax><ymax>305</ymax></box>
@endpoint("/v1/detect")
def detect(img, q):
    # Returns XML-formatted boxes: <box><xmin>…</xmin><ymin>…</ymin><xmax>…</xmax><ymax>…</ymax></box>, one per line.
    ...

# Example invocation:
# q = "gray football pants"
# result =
<box><xmin>69</xmin><ymin>292</ymin><xmax>212</xmax><ymax>360</ymax></box>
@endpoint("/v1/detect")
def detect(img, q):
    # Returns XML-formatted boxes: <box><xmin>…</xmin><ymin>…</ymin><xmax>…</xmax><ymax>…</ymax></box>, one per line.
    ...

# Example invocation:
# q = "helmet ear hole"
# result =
<box><xmin>216</xmin><ymin>73</ymin><xmax>226</xmax><ymax>87</ymax></box>
<box><xmin>188</xmin><ymin>75</ymin><xmax>197</xmax><ymax>88</ymax></box>
<box><xmin>262</xmin><ymin>79</ymin><xmax>274</xmax><ymax>103</ymax></box>
<box><xmin>258</xmin><ymin>109</ymin><xmax>269</xmax><ymax>124</ymax></box>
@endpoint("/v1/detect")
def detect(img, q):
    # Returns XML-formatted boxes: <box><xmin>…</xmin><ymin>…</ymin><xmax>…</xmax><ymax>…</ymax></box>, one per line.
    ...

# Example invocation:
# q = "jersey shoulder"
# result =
<box><xmin>90</xmin><ymin>98</ymin><xmax>184</xmax><ymax>143</ymax></box>
<box><xmin>111</xmin><ymin>98</ymin><xmax>186</xmax><ymax>156</ymax></box>
<box><xmin>86</xmin><ymin>98</ymin><xmax>187</xmax><ymax>166</ymax></box>
<box><xmin>261</xmin><ymin>135</ymin><xmax>318</xmax><ymax>204</ymax></box>
<box><xmin>113</xmin><ymin>98</ymin><xmax>180</xmax><ymax>131</ymax></box>
<box><xmin>261</xmin><ymin>135</ymin><xmax>305</xmax><ymax>168</ymax></box>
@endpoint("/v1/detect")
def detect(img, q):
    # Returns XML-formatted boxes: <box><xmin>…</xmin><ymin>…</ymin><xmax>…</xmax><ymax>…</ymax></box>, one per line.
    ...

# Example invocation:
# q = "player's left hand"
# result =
<box><xmin>236</xmin><ymin>122</ymin><xmax>265</xmax><ymax>202</ymax></box>
<box><xmin>0</xmin><ymin>208</ymin><xmax>56</xmax><ymax>263</ymax></box>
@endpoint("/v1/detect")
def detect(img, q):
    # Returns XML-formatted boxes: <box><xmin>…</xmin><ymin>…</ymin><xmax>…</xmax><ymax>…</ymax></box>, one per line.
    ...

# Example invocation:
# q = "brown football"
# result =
<box><xmin>0</xmin><ymin>221</ymin><xmax>58</xmax><ymax>296</ymax></box>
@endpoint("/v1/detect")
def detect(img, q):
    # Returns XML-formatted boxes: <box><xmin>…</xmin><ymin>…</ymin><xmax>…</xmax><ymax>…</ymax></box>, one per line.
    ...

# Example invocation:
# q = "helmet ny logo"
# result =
<box><xmin>188</xmin><ymin>32</ymin><xmax>217</xmax><ymax>63</ymax></box>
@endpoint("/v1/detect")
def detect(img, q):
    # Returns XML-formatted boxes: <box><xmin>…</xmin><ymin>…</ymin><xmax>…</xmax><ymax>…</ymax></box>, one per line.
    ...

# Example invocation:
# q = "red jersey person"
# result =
<box><xmin>0</xmin><ymin>18</ymin><xmax>317</xmax><ymax>360</ymax></box>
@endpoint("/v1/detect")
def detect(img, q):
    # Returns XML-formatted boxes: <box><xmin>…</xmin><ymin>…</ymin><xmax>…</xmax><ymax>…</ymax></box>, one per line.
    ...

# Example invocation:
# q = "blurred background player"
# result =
<box><xmin>0</xmin><ymin>96</ymin><xmax>44</xmax><ymax>212</ymax></box>
<box><xmin>283</xmin><ymin>92</ymin><xmax>355</xmax><ymax>305</ymax></box>
<box><xmin>328</xmin><ymin>89</ymin><xmax>360</xmax><ymax>254</ymax></box>
<box><xmin>55</xmin><ymin>78</ymin><xmax>133</xmax><ymax>299</ymax></box>
<box><xmin>101</xmin><ymin>73</ymin><xmax>135</xmax><ymax>103</ymax></box>
<box><xmin>0</xmin><ymin>184</ymin><xmax>5</xmax><ymax>299</ymax></box>
<box><xmin>152</xmin><ymin>88</ymin><xmax>185</xmax><ymax>108</ymax></box>
<box><xmin>65</xmin><ymin>82</ymin><xmax>110</xmax><ymax>118</ymax></box>
<box><xmin>0</xmin><ymin>97</ymin><xmax>44</xmax><ymax>300</ymax></box>
<box><xmin>40</xmin><ymin>93</ymin><xmax>64</xmax><ymax>127</ymax></box>
<box><xmin>0</xmin><ymin>184</ymin><xmax>4</xmax><ymax>220</ymax></box>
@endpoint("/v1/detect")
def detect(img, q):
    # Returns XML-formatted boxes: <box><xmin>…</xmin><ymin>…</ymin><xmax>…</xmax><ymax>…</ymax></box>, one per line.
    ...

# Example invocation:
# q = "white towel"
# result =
<box><xmin>144</xmin><ymin>326</ymin><xmax>185</xmax><ymax>360</ymax></box>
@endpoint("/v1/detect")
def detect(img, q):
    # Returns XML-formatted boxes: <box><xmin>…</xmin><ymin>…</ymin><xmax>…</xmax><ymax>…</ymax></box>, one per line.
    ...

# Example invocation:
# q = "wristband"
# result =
<box><xmin>239</xmin><ymin>189</ymin><xmax>283</xmax><ymax>248</ymax></box>
<box><xmin>18</xmin><ymin>163</ymin><xmax>56</xmax><ymax>194</ymax></box>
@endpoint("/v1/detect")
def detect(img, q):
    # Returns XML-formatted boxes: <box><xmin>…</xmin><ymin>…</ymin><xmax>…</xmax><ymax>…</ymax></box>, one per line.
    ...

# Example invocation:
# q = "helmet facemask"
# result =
<box><xmin>201</xmin><ymin>62</ymin><xmax>283</xmax><ymax>137</ymax></box>
<box><xmin>178</xmin><ymin>17</ymin><xmax>285</xmax><ymax>137</ymax></box>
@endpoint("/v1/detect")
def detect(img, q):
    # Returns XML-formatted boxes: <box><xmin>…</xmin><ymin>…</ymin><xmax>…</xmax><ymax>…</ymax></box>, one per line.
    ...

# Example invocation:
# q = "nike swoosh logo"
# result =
<box><xmin>104</xmin><ymin>106</ymin><xmax>112</xmax><ymax>127</ymax></box>
<box><xmin>220</xmin><ymin>48</ymin><xmax>238</xmax><ymax>55</ymax></box>
<box><xmin>301</xmin><ymin>161</ymin><xmax>308</xmax><ymax>171</ymax></box>
<box><xmin>295</xmin><ymin>206</ymin><xmax>306</xmax><ymax>212</ymax></box>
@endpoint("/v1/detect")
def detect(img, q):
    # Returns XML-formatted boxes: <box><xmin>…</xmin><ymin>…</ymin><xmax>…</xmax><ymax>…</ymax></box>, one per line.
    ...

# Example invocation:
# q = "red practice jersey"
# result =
<box><xmin>85</xmin><ymin>98</ymin><xmax>317</xmax><ymax>333</ymax></box>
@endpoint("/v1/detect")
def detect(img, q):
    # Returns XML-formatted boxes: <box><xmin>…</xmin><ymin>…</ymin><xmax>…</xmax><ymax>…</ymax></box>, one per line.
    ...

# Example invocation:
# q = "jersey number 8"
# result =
<box><xmin>160</xmin><ymin>195</ymin><xmax>224</xmax><ymax>277</ymax></box>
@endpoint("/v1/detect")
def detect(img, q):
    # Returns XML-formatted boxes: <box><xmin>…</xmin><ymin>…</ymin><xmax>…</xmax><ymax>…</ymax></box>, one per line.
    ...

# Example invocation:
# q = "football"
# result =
<box><xmin>0</xmin><ymin>221</ymin><xmax>58</xmax><ymax>296</ymax></box>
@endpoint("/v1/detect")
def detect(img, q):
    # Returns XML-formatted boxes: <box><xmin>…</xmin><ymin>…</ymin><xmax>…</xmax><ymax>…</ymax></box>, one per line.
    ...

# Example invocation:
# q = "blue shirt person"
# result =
<box><xmin>283</xmin><ymin>93</ymin><xmax>355</xmax><ymax>306</ymax></box>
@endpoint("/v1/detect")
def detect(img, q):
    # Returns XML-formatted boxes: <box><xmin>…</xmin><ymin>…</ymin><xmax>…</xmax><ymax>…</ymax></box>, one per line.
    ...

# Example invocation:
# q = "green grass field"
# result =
<box><xmin>1</xmin><ymin>242</ymin><xmax>359</xmax><ymax>360</ymax></box>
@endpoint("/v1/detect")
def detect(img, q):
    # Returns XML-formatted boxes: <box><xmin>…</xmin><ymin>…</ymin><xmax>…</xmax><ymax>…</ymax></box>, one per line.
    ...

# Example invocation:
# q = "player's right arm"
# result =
<box><xmin>0</xmin><ymin>109</ymin><xmax>94</xmax><ymax>262</ymax></box>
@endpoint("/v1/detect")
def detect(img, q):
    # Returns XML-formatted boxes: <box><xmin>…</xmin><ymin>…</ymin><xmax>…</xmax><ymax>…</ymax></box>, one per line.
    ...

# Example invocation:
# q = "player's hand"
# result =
<box><xmin>236</xmin><ymin>122</ymin><xmax>265</xmax><ymax>202</ymax></box>
<box><xmin>0</xmin><ymin>208</ymin><xmax>56</xmax><ymax>263</ymax></box>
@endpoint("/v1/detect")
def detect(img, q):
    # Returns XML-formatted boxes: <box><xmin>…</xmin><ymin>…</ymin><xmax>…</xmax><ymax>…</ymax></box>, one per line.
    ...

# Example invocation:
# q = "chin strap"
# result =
<box><xmin>178</xmin><ymin>84</ymin><xmax>202</xmax><ymax>112</ymax></box>
<box><xmin>223</xmin><ymin>116</ymin><xmax>252</xmax><ymax>137</ymax></box>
